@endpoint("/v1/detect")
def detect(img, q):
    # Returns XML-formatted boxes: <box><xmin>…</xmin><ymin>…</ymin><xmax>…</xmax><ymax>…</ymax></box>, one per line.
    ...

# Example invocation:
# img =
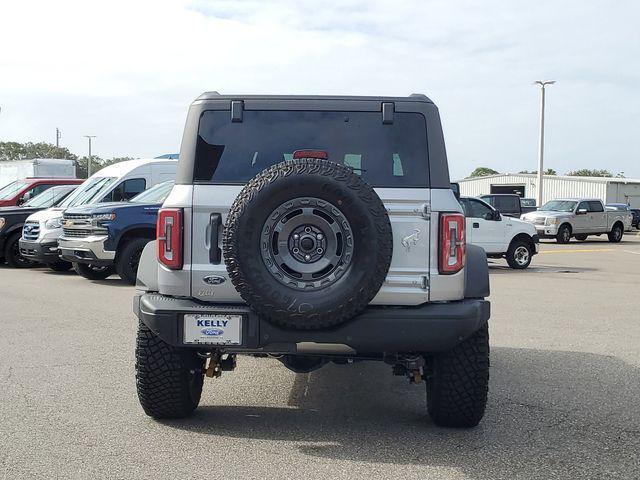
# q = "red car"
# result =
<box><xmin>0</xmin><ymin>178</ymin><xmax>84</xmax><ymax>207</ymax></box>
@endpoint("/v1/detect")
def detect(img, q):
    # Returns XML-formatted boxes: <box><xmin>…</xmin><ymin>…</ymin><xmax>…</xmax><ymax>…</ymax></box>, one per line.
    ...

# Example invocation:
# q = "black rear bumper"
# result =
<box><xmin>134</xmin><ymin>293</ymin><xmax>490</xmax><ymax>355</ymax></box>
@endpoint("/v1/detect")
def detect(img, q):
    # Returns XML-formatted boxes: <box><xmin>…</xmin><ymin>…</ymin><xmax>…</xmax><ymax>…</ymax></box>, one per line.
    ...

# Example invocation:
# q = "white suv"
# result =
<box><xmin>133</xmin><ymin>93</ymin><xmax>491</xmax><ymax>428</ymax></box>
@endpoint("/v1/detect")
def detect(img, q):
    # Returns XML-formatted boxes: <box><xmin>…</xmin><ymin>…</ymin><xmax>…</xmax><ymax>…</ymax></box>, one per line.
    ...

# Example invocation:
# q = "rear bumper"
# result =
<box><xmin>58</xmin><ymin>235</ymin><xmax>115</xmax><ymax>266</ymax></box>
<box><xmin>18</xmin><ymin>239</ymin><xmax>60</xmax><ymax>263</ymax></box>
<box><xmin>133</xmin><ymin>293</ymin><xmax>490</xmax><ymax>355</ymax></box>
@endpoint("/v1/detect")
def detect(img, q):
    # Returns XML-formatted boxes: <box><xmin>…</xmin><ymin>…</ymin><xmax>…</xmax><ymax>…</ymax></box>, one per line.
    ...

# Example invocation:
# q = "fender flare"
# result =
<box><xmin>464</xmin><ymin>244</ymin><xmax>490</xmax><ymax>299</ymax></box>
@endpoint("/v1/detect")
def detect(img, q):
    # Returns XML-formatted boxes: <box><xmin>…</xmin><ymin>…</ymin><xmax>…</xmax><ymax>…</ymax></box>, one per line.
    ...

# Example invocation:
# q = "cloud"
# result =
<box><xmin>0</xmin><ymin>0</ymin><xmax>638</xmax><ymax>178</ymax></box>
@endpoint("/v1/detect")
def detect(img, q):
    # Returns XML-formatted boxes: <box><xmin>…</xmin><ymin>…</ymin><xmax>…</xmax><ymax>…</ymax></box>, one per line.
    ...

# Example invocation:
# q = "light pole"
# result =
<box><xmin>84</xmin><ymin>135</ymin><xmax>97</xmax><ymax>177</ymax></box>
<box><xmin>533</xmin><ymin>80</ymin><xmax>555</xmax><ymax>206</ymax></box>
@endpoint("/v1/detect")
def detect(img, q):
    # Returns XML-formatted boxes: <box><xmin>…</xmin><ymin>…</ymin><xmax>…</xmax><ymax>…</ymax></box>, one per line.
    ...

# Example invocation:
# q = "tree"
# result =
<box><xmin>469</xmin><ymin>167</ymin><xmax>499</xmax><ymax>178</ymax></box>
<box><xmin>519</xmin><ymin>168</ymin><xmax>557</xmax><ymax>175</ymax></box>
<box><xmin>0</xmin><ymin>141</ymin><xmax>77</xmax><ymax>162</ymax></box>
<box><xmin>75</xmin><ymin>156</ymin><xmax>133</xmax><ymax>178</ymax></box>
<box><xmin>565</xmin><ymin>169</ymin><xmax>624</xmax><ymax>178</ymax></box>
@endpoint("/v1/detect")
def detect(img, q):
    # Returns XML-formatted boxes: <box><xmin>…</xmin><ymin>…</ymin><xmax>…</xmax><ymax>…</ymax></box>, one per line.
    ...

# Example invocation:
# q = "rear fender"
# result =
<box><xmin>136</xmin><ymin>240</ymin><xmax>159</xmax><ymax>293</ymax></box>
<box><xmin>464</xmin><ymin>244</ymin><xmax>489</xmax><ymax>299</ymax></box>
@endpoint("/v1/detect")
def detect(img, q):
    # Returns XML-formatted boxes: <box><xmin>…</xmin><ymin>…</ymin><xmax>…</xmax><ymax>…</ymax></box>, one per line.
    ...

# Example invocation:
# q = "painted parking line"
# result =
<box><xmin>623</xmin><ymin>250</ymin><xmax>640</xmax><ymax>255</ymax></box>
<box><xmin>539</xmin><ymin>248</ymin><xmax>614</xmax><ymax>254</ymax></box>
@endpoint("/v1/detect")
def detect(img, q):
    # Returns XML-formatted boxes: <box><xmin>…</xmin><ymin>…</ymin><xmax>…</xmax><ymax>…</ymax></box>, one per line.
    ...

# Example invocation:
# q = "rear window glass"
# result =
<box><xmin>194</xmin><ymin>110</ymin><xmax>429</xmax><ymax>187</ymax></box>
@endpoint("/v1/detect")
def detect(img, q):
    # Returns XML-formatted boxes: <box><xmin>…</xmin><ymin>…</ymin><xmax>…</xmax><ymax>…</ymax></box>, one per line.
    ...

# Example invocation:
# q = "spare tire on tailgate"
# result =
<box><xmin>223</xmin><ymin>157</ymin><xmax>393</xmax><ymax>330</ymax></box>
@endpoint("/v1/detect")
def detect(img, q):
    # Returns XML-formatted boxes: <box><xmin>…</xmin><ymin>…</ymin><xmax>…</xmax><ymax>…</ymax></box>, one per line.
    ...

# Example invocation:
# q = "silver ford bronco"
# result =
<box><xmin>133</xmin><ymin>93</ymin><xmax>491</xmax><ymax>428</ymax></box>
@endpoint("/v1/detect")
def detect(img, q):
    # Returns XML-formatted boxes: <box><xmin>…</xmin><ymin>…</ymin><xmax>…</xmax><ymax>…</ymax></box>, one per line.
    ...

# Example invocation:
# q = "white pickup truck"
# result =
<box><xmin>521</xmin><ymin>198</ymin><xmax>631</xmax><ymax>243</ymax></box>
<box><xmin>459</xmin><ymin>197</ymin><xmax>539</xmax><ymax>269</ymax></box>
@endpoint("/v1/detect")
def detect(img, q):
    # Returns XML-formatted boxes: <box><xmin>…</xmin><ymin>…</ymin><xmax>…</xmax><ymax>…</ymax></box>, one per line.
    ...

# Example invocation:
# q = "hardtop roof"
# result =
<box><xmin>194</xmin><ymin>92</ymin><xmax>433</xmax><ymax>104</ymax></box>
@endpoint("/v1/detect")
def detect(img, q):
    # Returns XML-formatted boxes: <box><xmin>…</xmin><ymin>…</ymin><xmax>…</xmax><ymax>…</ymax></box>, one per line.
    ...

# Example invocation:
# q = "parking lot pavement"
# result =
<box><xmin>1</xmin><ymin>236</ymin><xmax>639</xmax><ymax>480</ymax></box>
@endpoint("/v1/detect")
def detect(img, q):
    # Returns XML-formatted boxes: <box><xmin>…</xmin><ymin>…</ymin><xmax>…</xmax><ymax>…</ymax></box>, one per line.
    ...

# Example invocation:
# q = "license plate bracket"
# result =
<box><xmin>183</xmin><ymin>314</ymin><xmax>243</xmax><ymax>345</ymax></box>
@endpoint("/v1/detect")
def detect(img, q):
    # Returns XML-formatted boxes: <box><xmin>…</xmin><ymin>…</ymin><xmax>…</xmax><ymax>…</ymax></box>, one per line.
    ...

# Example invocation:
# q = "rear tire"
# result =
<box><xmin>3</xmin><ymin>232</ymin><xmax>35</xmax><ymax>268</ymax></box>
<box><xmin>115</xmin><ymin>238</ymin><xmax>150</xmax><ymax>285</ymax></box>
<box><xmin>556</xmin><ymin>224</ymin><xmax>571</xmax><ymax>244</ymax></box>
<box><xmin>505</xmin><ymin>239</ymin><xmax>533</xmax><ymax>269</ymax></box>
<box><xmin>574</xmin><ymin>234</ymin><xmax>588</xmax><ymax>241</ymax></box>
<box><xmin>73</xmin><ymin>262</ymin><xmax>114</xmax><ymax>280</ymax></box>
<box><xmin>49</xmin><ymin>261</ymin><xmax>73</xmax><ymax>272</ymax></box>
<box><xmin>426</xmin><ymin>323</ymin><xmax>489</xmax><ymax>428</ymax></box>
<box><xmin>135</xmin><ymin>321</ymin><xmax>205</xmax><ymax>419</ymax></box>
<box><xmin>608</xmin><ymin>223</ymin><xmax>623</xmax><ymax>243</ymax></box>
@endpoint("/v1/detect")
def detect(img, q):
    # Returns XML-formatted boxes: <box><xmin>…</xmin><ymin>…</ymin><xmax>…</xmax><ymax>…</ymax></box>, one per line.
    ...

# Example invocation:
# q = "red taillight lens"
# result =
<box><xmin>439</xmin><ymin>213</ymin><xmax>465</xmax><ymax>274</ymax></box>
<box><xmin>157</xmin><ymin>208</ymin><xmax>183</xmax><ymax>270</ymax></box>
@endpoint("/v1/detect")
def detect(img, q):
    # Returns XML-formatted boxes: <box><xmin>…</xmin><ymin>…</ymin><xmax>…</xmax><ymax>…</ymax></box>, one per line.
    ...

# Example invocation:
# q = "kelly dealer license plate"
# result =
<box><xmin>183</xmin><ymin>314</ymin><xmax>242</xmax><ymax>345</ymax></box>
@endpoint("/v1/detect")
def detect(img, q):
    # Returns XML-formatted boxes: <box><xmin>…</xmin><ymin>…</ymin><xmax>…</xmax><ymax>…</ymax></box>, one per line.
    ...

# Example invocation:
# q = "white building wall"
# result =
<box><xmin>607</xmin><ymin>182</ymin><xmax>640</xmax><ymax>208</ymax></box>
<box><xmin>456</xmin><ymin>174</ymin><xmax>640</xmax><ymax>205</ymax></box>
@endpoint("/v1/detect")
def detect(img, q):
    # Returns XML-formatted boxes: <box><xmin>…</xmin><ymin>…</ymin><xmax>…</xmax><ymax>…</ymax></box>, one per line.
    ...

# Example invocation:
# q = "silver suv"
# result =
<box><xmin>133</xmin><ymin>93</ymin><xmax>491</xmax><ymax>427</ymax></box>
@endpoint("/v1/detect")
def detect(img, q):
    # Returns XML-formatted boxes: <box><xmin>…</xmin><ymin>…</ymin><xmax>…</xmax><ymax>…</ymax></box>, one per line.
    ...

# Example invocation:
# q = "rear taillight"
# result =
<box><xmin>439</xmin><ymin>213</ymin><xmax>465</xmax><ymax>275</ymax></box>
<box><xmin>157</xmin><ymin>208</ymin><xmax>183</xmax><ymax>270</ymax></box>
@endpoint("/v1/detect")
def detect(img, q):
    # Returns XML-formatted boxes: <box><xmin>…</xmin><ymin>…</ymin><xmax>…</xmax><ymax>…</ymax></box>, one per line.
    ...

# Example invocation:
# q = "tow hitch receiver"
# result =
<box><xmin>202</xmin><ymin>353</ymin><xmax>236</xmax><ymax>378</ymax></box>
<box><xmin>388</xmin><ymin>355</ymin><xmax>425</xmax><ymax>383</ymax></box>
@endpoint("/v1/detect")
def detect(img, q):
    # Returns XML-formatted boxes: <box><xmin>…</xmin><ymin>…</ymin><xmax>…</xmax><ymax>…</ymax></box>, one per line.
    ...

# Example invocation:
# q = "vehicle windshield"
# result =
<box><xmin>58</xmin><ymin>177</ymin><xmax>117</xmax><ymax>208</ymax></box>
<box><xmin>0</xmin><ymin>180</ymin><xmax>28</xmax><ymax>200</ymax></box>
<box><xmin>520</xmin><ymin>198</ymin><xmax>536</xmax><ymax>207</ymax></box>
<box><xmin>23</xmin><ymin>185</ymin><xmax>76</xmax><ymax>208</ymax></box>
<box><xmin>539</xmin><ymin>200</ymin><xmax>578</xmax><ymax>212</ymax></box>
<box><xmin>130</xmin><ymin>181</ymin><xmax>174</xmax><ymax>204</ymax></box>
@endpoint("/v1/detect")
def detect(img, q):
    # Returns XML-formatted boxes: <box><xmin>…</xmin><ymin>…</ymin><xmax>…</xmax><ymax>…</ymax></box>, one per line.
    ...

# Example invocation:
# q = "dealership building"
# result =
<box><xmin>457</xmin><ymin>173</ymin><xmax>640</xmax><ymax>207</ymax></box>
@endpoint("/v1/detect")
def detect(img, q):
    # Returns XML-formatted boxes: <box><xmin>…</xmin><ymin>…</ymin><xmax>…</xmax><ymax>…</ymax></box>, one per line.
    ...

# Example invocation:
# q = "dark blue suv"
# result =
<box><xmin>58</xmin><ymin>181</ymin><xmax>174</xmax><ymax>284</ymax></box>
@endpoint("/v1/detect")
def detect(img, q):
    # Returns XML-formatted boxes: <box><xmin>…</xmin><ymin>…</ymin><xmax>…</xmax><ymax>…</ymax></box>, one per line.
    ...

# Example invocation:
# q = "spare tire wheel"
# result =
<box><xmin>223</xmin><ymin>157</ymin><xmax>393</xmax><ymax>330</ymax></box>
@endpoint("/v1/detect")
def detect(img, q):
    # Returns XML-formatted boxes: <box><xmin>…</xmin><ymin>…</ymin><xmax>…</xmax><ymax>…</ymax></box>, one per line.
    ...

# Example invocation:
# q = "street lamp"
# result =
<box><xmin>84</xmin><ymin>135</ymin><xmax>97</xmax><ymax>177</ymax></box>
<box><xmin>533</xmin><ymin>80</ymin><xmax>555</xmax><ymax>206</ymax></box>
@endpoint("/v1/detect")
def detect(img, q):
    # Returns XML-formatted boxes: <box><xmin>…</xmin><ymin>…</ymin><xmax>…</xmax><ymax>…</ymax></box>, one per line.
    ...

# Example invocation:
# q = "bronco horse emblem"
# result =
<box><xmin>401</xmin><ymin>228</ymin><xmax>421</xmax><ymax>252</ymax></box>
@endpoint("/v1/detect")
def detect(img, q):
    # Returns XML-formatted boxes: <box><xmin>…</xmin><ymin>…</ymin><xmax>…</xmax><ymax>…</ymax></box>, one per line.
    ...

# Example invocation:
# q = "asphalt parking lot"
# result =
<box><xmin>1</xmin><ymin>235</ymin><xmax>639</xmax><ymax>480</ymax></box>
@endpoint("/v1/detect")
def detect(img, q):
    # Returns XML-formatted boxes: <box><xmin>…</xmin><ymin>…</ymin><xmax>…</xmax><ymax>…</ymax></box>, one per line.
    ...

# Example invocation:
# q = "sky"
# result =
<box><xmin>1</xmin><ymin>0</ymin><xmax>639</xmax><ymax>180</ymax></box>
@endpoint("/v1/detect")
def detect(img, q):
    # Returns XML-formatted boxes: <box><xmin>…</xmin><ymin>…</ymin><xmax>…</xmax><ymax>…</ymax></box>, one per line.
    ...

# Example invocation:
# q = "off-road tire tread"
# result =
<box><xmin>223</xmin><ymin>158</ymin><xmax>393</xmax><ymax>330</ymax></box>
<box><xmin>427</xmin><ymin>323</ymin><xmax>490</xmax><ymax>428</ymax></box>
<box><xmin>135</xmin><ymin>321</ymin><xmax>204</xmax><ymax>419</ymax></box>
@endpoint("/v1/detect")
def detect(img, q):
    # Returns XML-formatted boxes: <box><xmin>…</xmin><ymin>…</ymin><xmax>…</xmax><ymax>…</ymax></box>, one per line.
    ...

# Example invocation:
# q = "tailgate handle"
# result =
<box><xmin>473</xmin><ymin>222</ymin><xmax>480</xmax><ymax>228</ymax></box>
<box><xmin>209</xmin><ymin>213</ymin><xmax>222</xmax><ymax>264</ymax></box>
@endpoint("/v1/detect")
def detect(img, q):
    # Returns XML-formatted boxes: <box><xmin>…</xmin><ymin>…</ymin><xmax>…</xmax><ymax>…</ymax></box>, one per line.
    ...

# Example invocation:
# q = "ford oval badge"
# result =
<box><xmin>203</xmin><ymin>275</ymin><xmax>226</xmax><ymax>285</ymax></box>
<box><xmin>201</xmin><ymin>328</ymin><xmax>224</xmax><ymax>336</ymax></box>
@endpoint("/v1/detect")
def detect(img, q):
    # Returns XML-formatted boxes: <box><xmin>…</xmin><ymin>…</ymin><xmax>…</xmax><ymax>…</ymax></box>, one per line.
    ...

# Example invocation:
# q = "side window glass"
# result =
<box><xmin>470</xmin><ymin>200</ymin><xmax>493</xmax><ymax>219</ymax></box>
<box><xmin>110</xmin><ymin>178</ymin><xmax>147</xmax><ymax>202</ymax></box>
<box><xmin>459</xmin><ymin>199</ymin><xmax>471</xmax><ymax>217</ymax></box>
<box><xmin>588</xmin><ymin>201</ymin><xmax>604</xmax><ymax>212</ymax></box>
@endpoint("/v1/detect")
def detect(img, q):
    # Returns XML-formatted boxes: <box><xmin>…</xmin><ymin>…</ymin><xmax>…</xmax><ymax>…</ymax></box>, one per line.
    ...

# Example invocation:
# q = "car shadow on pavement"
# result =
<box><xmin>163</xmin><ymin>347</ymin><xmax>640</xmax><ymax>479</ymax></box>
<box><xmin>488</xmin><ymin>264</ymin><xmax>597</xmax><ymax>274</ymax></box>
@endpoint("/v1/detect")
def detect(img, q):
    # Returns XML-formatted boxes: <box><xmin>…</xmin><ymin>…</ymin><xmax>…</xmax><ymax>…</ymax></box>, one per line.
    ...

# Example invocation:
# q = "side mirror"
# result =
<box><xmin>18</xmin><ymin>193</ymin><xmax>30</xmax><ymax>205</ymax></box>
<box><xmin>577</xmin><ymin>208</ymin><xmax>587</xmax><ymax>215</ymax></box>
